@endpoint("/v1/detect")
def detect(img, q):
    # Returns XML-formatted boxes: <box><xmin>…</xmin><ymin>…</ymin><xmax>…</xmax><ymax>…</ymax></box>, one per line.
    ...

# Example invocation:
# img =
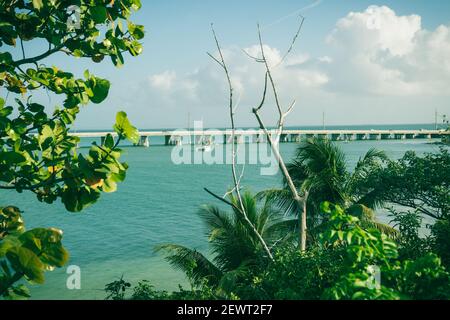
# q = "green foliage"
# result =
<box><xmin>0</xmin><ymin>206</ymin><xmax>68</xmax><ymax>299</ymax></box>
<box><xmin>319</xmin><ymin>203</ymin><xmax>400</xmax><ymax>299</ymax></box>
<box><xmin>261</xmin><ymin>138</ymin><xmax>390</xmax><ymax>240</ymax></box>
<box><xmin>320</xmin><ymin>203</ymin><xmax>450</xmax><ymax>300</ymax></box>
<box><xmin>113</xmin><ymin>111</ymin><xmax>139</xmax><ymax>144</ymax></box>
<box><xmin>105</xmin><ymin>279</ymin><xmax>223</xmax><ymax>300</ymax></box>
<box><xmin>234</xmin><ymin>245</ymin><xmax>346</xmax><ymax>300</ymax></box>
<box><xmin>156</xmin><ymin>191</ymin><xmax>286</xmax><ymax>291</ymax></box>
<box><xmin>430</xmin><ymin>218</ymin><xmax>450</xmax><ymax>269</ymax></box>
<box><xmin>104</xmin><ymin>275</ymin><xmax>131</xmax><ymax>300</ymax></box>
<box><xmin>108</xmin><ymin>200</ymin><xmax>450</xmax><ymax>300</ymax></box>
<box><xmin>384</xmin><ymin>253</ymin><xmax>450</xmax><ymax>300</ymax></box>
<box><xmin>195</xmin><ymin>203</ymin><xmax>450</xmax><ymax>300</ymax></box>
<box><xmin>237</xmin><ymin>203</ymin><xmax>449</xmax><ymax>300</ymax></box>
<box><xmin>1</xmin><ymin>0</ymin><xmax>144</xmax><ymax>298</ymax></box>
<box><xmin>364</xmin><ymin>148</ymin><xmax>450</xmax><ymax>220</ymax></box>
<box><xmin>389</xmin><ymin>209</ymin><xmax>430</xmax><ymax>260</ymax></box>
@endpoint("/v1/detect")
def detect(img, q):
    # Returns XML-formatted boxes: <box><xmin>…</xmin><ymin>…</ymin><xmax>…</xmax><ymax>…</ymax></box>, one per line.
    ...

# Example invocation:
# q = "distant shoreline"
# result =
<box><xmin>72</xmin><ymin>123</ymin><xmax>444</xmax><ymax>133</ymax></box>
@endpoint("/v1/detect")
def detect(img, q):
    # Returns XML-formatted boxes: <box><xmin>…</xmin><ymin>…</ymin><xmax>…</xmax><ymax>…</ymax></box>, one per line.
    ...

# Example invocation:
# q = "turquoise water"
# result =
<box><xmin>1</xmin><ymin>138</ymin><xmax>446</xmax><ymax>299</ymax></box>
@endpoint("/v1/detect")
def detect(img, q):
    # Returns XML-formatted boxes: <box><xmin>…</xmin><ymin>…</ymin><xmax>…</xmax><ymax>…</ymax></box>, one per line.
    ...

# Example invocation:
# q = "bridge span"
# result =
<box><xmin>70</xmin><ymin>129</ymin><xmax>450</xmax><ymax>147</ymax></box>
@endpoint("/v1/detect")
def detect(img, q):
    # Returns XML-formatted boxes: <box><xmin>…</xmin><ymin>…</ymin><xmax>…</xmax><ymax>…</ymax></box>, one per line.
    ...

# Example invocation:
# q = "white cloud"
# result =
<box><xmin>142</xmin><ymin>44</ymin><xmax>327</xmax><ymax>127</ymax></box>
<box><xmin>121</xmin><ymin>5</ymin><xmax>450</xmax><ymax>128</ymax></box>
<box><xmin>149</xmin><ymin>70</ymin><xmax>177</xmax><ymax>91</ymax></box>
<box><xmin>325</xmin><ymin>5</ymin><xmax>450</xmax><ymax>96</ymax></box>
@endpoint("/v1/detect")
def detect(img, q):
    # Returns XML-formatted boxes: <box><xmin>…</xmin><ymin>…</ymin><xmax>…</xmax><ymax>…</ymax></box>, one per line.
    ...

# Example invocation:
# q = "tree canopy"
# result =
<box><xmin>1</xmin><ymin>0</ymin><xmax>144</xmax><ymax>299</ymax></box>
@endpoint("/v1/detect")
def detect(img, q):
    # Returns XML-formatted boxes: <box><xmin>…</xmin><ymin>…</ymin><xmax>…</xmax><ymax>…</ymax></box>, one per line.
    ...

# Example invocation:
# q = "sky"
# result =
<box><xmin>5</xmin><ymin>0</ymin><xmax>450</xmax><ymax>129</ymax></box>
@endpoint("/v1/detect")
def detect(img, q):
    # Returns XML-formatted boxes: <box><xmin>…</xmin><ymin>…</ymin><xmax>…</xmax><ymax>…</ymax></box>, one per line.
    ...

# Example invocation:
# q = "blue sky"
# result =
<box><xmin>5</xmin><ymin>1</ymin><xmax>450</xmax><ymax>129</ymax></box>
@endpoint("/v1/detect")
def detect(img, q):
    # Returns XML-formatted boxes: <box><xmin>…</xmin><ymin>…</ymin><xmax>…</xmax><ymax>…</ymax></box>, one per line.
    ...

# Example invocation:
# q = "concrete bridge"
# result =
<box><xmin>70</xmin><ymin>129</ymin><xmax>450</xmax><ymax>147</ymax></box>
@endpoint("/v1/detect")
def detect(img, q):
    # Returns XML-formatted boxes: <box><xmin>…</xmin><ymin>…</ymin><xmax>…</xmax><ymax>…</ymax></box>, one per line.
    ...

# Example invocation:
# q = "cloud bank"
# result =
<box><xmin>124</xmin><ymin>5</ymin><xmax>450</xmax><ymax>128</ymax></box>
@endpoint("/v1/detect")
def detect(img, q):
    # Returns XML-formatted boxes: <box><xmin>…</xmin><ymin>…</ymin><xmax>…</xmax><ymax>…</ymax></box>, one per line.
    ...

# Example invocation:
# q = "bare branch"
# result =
<box><xmin>223</xmin><ymin>163</ymin><xmax>245</xmax><ymax>199</ymax></box>
<box><xmin>249</xmin><ymin>18</ymin><xmax>308</xmax><ymax>251</ymax></box>
<box><xmin>241</xmin><ymin>48</ymin><xmax>265</xmax><ymax>63</ymax></box>
<box><xmin>276</xmin><ymin>15</ymin><xmax>305</xmax><ymax>67</ymax></box>
<box><xmin>207</xmin><ymin>52</ymin><xmax>225</xmax><ymax>68</ymax></box>
<box><xmin>208</xmin><ymin>24</ymin><xmax>274</xmax><ymax>260</ymax></box>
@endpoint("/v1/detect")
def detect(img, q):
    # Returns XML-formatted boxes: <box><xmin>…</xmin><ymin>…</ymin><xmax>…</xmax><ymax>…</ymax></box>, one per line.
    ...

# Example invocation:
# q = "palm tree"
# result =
<box><xmin>155</xmin><ymin>191</ymin><xmax>290</xmax><ymax>289</ymax></box>
<box><xmin>261</xmin><ymin>138</ymin><xmax>396</xmax><ymax>240</ymax></box>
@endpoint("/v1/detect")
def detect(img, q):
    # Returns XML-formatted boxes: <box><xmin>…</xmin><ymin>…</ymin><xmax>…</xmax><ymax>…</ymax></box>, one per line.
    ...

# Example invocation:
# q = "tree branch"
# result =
<box><xmin>250</xmin><ymin>18</ymin><xmax>308</xmax><ymax>251</ymax></box>
<box><xmin>13</xmin><ymin>44</ymin><xmax>65</xmax><ymax>67</ymax></box>
<box><xmin>208</xmin><ymin>24</ymin><xmax>274</xmax><ymax>261</ymax></box>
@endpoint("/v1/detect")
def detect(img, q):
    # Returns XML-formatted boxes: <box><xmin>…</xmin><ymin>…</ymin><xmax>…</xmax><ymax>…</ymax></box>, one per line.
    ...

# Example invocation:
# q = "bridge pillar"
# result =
<box><xmin>416</xmin><ymin>133</ymin><xmax>431</xmax><ymax>139</ymax></box>
<box><xmin>356</xmin><ymin>133</ymin><xmax>366</xmax><ymax>140</ymax></box>
<box><xmin>165</xmin><ymin>135</ymin><xmax>171</xmax><ymax>145</ymax></box>
<box><xmin>195</xmin><ymin>135</ymin><xmax>204</xmax><ymax>145</ymax></box>
<box><xmin>137</xmin><ymin>135</ymin><xmax>149</xmax><ymax>147</ymax></box>
<box><xmin>381</xmin><ymin>134</ymin><xmax>391</xmax><ymax>140</ymax></box>
<box><xmin>290</xmin><ymin>134</ymin><xmax>301</xmax><ymax>143</ymax></box>
<box><xmin>280</xmin><ymin>134</ymin><xmax>289</xmax><ymax>143</ymax></box>
<box><xmin>305</xmin><ymin>133</ymin><xmax>315</xmax><ymax>140</ymax></box>
<box><xmin>394</xmin><ymin>134</ymin><xmax>405</xmax><ymax>140</ymax></box>
<box><xmin>331</xmin><ymin>133</ymin><xmax>341</xmax><ymax>141</ymax></box>
<box><xmin>173</xmin><ymin>136</ymin><xmax>182</xmax><ymax>146</ymax></box>
<box><xmin>369</xmin><ymin>133</ymin><xmax>381</xmax><ymax>140</ymax></box>
<box><xmin>234</xmin><ymin>135</ymin><xmax>244</xmax><ymax>144</ymax></box>
<box><xmin>205</xmin><ymin>135</ymin><xmax>213</xmax><ymax>145</ymax></box>
<box><xmin>344</xmin><ymin>133</ymin><xmax>355</xmax><ymax>141</ymax></box>
<box><xmin>255</xmin><ymin>133</ymin><xmax>267</xmax><ymax>143</ymax></box>
<box><xmin>406</xmin><ymin>134</ymin><xmax>415</xmax><ymax>139</ymax></box>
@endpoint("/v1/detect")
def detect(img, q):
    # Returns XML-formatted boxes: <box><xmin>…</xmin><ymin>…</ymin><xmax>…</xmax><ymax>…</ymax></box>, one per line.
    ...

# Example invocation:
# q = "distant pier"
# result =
<box><xmin>70</xmin><ymin>129</ymin><xmax>450</xmax><ymax>147</ymax></box>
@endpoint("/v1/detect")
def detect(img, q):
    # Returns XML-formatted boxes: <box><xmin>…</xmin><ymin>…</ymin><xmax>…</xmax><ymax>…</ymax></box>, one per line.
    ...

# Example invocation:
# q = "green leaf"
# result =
<box><xmin>113</xmin><ymin>111</ymin><xmax>139</xmax><ymax>144</ymax></box>
<box><xmin>90</xmin><ymin>6</ymin><xmax>108</xmax><ymax>24</ymax></box>
<box><xmin>10</xmin><ymin>284</ymin><xmax>31</xmax><ymax>300</ymax></box>
<box><xmin>102</xmin><ymin>178</ymin><xmax>117</xmax><ymax>193</ymax></box>
<box><xmin>61</xmin><ymin>187</ymin><xmax>100</xmax><ymax>212</ymax></box>
<box><xmin>88</xmin><ymin>77</ymin><xmax>110</xmax><ymax>104</ymax></box>
<box><xmin>128</xmin><ymin>23</ymin><xmax>145</xmax><ymax>40</ymax></box>
<box><xmin>104</xmin><ymin>133</ymin><xmax>115</xmax><ymax>149</ymax></box>
<box><xmin>32</xmin><ymin>0</ymin><xmax>43</xmax><ymax>10</ymax></box>
<box><xmin>28</xmin><ymin>103</ymin><xmax>45</xmax><ymax>113</ymax></box>
<box><xmin>0</xmin><ymin>236</ymin><xmax>21</xmax><ymax>256</ymax></box>
<box><xmin>0</xmin><ymin>151</ymin><xmax>27</xmax><ymax>164</ymax></box>
<box><xmin>6</xmin><ymin>247</ymin><xmax>45</xmax><ymax>284</ymax></box>
<box><xmin>20</xmin><ymin>228</ymin><xmax>69</xmax><ymax>268</ymax></box>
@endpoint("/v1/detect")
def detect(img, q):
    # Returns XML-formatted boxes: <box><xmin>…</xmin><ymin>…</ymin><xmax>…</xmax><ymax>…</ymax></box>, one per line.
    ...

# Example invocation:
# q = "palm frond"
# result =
<box><xmin>257</xmin><ymin>188</ymin><xmax>299</xmax><ymax>216</ymax></box>
<box><xmin>264</xmin><ymin>218</ymin><xmax>298</xmax><ymax>243</ymax></box>
<box><xmin>154</xmin><ymin>244</ymin><xmax>223</xmax><ymax>286</ymax></box>
<box><xmin>358</xmin><ymin>148</ymin><xmax>388</xmax><ymax>167</ymax></box>
<box><xmin>197</xmin><ymin>204</ymin><xmax>236</xmax><ymax>241</ymax></box>
<box><xmin>359</xmin><ymin>220</ymin><xmax>399</xmax><ymax>239</ymax></box>
<box><xmin>346</xmin><ymin>204</ymin><xmax>398</xmax><ymax>239</ymax></box>
<box><xmin>354</xmin><ymin>190</ymin><xmax>386</xmax><ymax>210</ymax></box>
<box><xmin>218</xmin><ymin>262</ymin><xmax>253</xmax><ymax>293</ymax></box>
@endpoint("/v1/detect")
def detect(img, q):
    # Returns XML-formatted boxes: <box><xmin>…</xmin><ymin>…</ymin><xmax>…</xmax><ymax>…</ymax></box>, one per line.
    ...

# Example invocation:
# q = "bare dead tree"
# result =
<box><xmin>205</xmin><ymin>24</ymin><xmax>274</xmax><ymax>261</ymax></box>
<box><xmin>249</xmin><ymin>18</ymin><xmax>309</xmax><ymax>252</ymax></box>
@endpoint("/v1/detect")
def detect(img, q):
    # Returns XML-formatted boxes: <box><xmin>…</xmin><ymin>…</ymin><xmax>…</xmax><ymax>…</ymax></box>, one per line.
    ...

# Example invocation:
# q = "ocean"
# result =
<box><xmin>1</xmin><ymin>124</ymin><xmax>447</xmax><ymax>299</ymax></box>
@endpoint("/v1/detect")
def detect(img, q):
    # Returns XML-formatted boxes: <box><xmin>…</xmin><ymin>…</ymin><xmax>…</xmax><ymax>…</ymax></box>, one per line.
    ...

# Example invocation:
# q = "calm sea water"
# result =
<box><xmin>1</xmin><ymin>130</ymin><xmax>447</xmax><ymax>299</ymax></box>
